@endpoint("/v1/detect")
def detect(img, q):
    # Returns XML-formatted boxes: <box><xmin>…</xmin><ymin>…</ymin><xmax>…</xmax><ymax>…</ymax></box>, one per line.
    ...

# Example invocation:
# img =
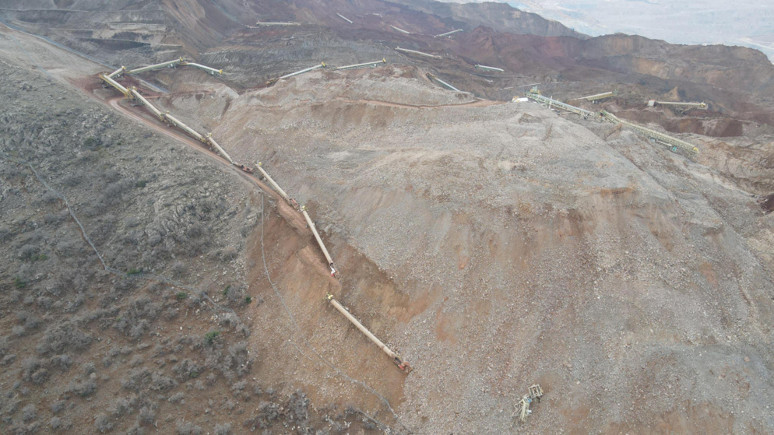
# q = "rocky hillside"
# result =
<box><xmin>0</xmin><ymin>32</ymin><xmax>379</xmax><ymax>433</ymax></box>
<box><xmin>0</xmin><ymin>0</ymin><xmax>773</xmax><ymax>432</ymax></box>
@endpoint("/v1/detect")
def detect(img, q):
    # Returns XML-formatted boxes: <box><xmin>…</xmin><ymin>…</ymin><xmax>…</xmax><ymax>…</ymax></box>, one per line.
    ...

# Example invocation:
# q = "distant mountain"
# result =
<box><xmin>438</xmin><ymin>0</ymin><xmax>774</xmax><ymax>61</ymax></box>
<box><xmin>388</xmin><ymin>0</ymin><xmax>585</xmax><ymax>38</ymax></box>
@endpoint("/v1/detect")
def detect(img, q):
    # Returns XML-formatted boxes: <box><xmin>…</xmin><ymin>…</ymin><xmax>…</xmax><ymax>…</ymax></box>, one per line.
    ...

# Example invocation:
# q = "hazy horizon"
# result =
<box><xmin>438</xmin><ymin>0</ymin><xmax>774</xmax><ymax>61</ymax></box>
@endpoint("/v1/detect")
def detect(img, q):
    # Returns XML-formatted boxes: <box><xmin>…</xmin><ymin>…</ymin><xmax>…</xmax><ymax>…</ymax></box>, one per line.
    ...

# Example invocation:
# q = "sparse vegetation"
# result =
<box><xmin>83</xmin><ymin>136</ymin><xmax>99</xmax><ymax>149</ymax></box>
<box><xmin>176</xmin><ymin>419</ymin><xmax>203</xmax><ymax>435</ymax></box>
<box><xmin>94</xmin><ymin>412</ymin><xmax>113</xmax><ymax>433</ymax></box>
<box><xmin>204</xmin><ymin>330</ymin><xmax>221</xmax><ymax>346</ymax></box>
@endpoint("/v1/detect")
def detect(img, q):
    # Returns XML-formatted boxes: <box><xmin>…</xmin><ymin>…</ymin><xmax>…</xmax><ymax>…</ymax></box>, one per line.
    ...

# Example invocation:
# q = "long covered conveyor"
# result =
<box><xmin>128</xmin><ymin>58</ymin><xmax>185</xmax><ymax>75</ymax></box>
<box><xmin>648</xmin><ymin>100</ymin><xmax>707</xmax><ymax>110</ymax></box>
<box><xmin>326</xmin><ymin>294</ymin><xmax>411</xmax><ymax>372</ymax></box>
<box><xmin>335</xmin><ymin>59</ymin><xmax>387</xmax><ymax>71</ymax></box>
<box><xmin>99</xmin><ymin>73</ymin><xmax>130</xmax><ymax>97</ymax></box>
<box><xmin>256</xmin><ymin>162</ymin><xmax>291</xmax><ymax>202</ymax></box>
<box><xmin>427</xmin><ymin>73</ymin><xmax>461</xmax><ymax>92</ymax></box>
<box><xmin>301</xmin><ymin>206</ymin><xmax>335</xmax><ymax>275</ymax></box>
<box><xmin>162</xmin><ymin>112</ymin><xmax>205</xmax><ymax>143</ymax></box>
<box><xmin>279</xmin><ymin>62</ymin><xmax>326</xmax><ymax>80</ymax></box>
<box><xmin>204</xmin><ymin>134</ymin><xmax>234</xmax><ymax>165</ymax></box>
<box><xmin>395</xmin><ymin>46</ymin><xmax>441</xmax><ymax>59</ymax></box>
<box><xmin>129</xmin><ymin>87</ymin><xmax>164</xmax><ymax>120</ymax></box>
<box><xmin>183</xmin><ymin>61</ymin><xmax>223</xmax><ymax>76</ymax></box>
<box><xmin>526</xmin><ymin>89</ymin><xmax>596</xmax><ymax>118</ymax></box>
<box><xmin>601</xmin><ymin>110</ymin><xmax>699</xmax><ymax>155</ymax></box>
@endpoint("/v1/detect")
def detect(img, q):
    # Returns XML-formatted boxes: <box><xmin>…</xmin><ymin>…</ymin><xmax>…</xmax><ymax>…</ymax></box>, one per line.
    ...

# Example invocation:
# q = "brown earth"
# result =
<box><xmin>1</xmin><ymin>1</ymin><xmax>773</xmax><ymax>433</ymax></box>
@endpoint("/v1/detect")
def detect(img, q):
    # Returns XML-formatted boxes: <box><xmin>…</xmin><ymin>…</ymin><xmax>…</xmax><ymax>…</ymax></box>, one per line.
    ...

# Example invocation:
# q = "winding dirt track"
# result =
<box><xmin>105</xmin><ymin>95</ymin><xmax>311</xmax><ymax>234</ymax></box>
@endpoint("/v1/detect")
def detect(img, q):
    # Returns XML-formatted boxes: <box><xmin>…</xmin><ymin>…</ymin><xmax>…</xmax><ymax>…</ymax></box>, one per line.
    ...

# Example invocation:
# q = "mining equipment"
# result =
<box><xmin>516</xmin><ymin>384</ymin><xmax>543</xmax><ymax>423</ymax></box>
<box><xmin>326</xmin><ymin>294</ymin><xmax>411</xmax><ymax>373</ymax></box>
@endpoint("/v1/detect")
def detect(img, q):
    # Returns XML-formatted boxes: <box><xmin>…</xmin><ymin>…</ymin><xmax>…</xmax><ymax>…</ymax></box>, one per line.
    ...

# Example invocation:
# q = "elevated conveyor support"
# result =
<box><xmin>128</xmin><ymin>58</ymin><xmax>184</xmax><ymax>75</ymax></box>
<box><xmin>325</xmin><ymin>294</ymin><xmax>411</xmax><ymax>373</ymax></box>
<box><xmin>395</xmin><ymin>46</ymin><xmax>441</xmax><ymax>59</ymax></box>
<box><xmin>601</xmin><ymin>110</ymin><xmax>699</xmax><ymax>155</ymax></box>
<box><xmin>279</xmin><ymin>62</ymin><xmax>326</xmax><ymax>80</ymax></box>
<box><xmin>205</xmin><ymin>134</ymin><xmax>234</xmax><ymax>165</ymax></box>
<box><xmin>428</xmin><ymin>73</ymin><xmax>461</xmax><ymax>92</ymax></box>
<box><xmin>435</xmin><ymin>29</ymin><xmax>463</xmax><ymax>38</ymax></box>
<box><xmin>162</xmin><ymin>112</ymin><xmax>205</xmax><ymax>143</ymax></box>
<box><xmin>129</xmin><ymin>87</ymin><xmax>164</xmax><ymax>120</ymax></box>
<box><xmin>475</xmin><ymin>64</ymin><xmax>504</xmax><ymax>72</ymax></box>
<box><xmin>526</xmin><ymin>89</ymin><xmax>596</xmax><ymax>119</ymax></box>
<box><xmin>256</xmin><ymin>162</ymin><xmax>291</xmax><ymax>202</ymax></box>
<box><xmin>335</xmin><ymin>58</ymin><xmax>387</xmax><ymax>71</ymax></box>
<box><xmin>99</xmin><ymin>73</ymin><xmax>130</xmax><ymax>97</ymax></box>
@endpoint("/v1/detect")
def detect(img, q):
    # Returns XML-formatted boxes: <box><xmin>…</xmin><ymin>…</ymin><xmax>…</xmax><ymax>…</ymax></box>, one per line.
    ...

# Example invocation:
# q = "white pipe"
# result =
<box><xmin>106</xmin><ymin>66</ymin><xmax>126</xmax><ymax>79</ymax></box>
<box><xmin>578</xmin><ymin>91</ymin><xmax>614</xmax><ymax>101</ymax></box>
<box><xmin>183</xmin><ymin>62</ymin><xmax>223</xmax><ymax>76</ymax></box>
<box><xmin>163</xmin><ymin>112</ymin><xmax>205</xmax><ymax>142</ymax></box>
<box><xmin>206</xmin><ymin>134</ymin><xmax>234</xmax><ymax>164</ymax></box>
<box><xmin>601</xmin><ymin>111</ymin><xmax>699</xmax><ymax>154</ymax></box>
<box><xmin>654</xmin><ymin>101</ymin><xmax>707</xmax><ymax>109</ymax></box>
<box><xmin>434</xmin><ymin>29</ymin><xmax>462</xmax><ymax>38</ymax></box>
<box><xmin>335</xmin><ymin>58</ymin><xmax>387</xmax><ymax>70</ymax></box>
<box><xmin>336</xmin><ymin>13</ymin><xmax>353</xmax><ymax>24</ymax></box>
<box><xmin>327</xmin><ymin>295</ymin><xmax>398</xmax><ymax>360</ymax></box>
<box><xmin>255</xmin><ymin>21</ymin><xmax>300</xmax><ymax>26</ymax></box>
<box><xmin>428</xmin><ymin>74</ymin><xmax>461</xmax><ymax>92</ymax></box>
<box><xmin>475</xmin><ymin>64</ymin><xmax>504</xmax><ymax>72</ymax></box>
<box><xmin>129</xmin><ymin>88</ymin><xmax>163</xmax><ymax>120</ymax></box>
<box><xmin>279</xmin><ymin>62</ymin><xmax>326</xmax><ymax>80</ymax></box>
<box><xmin>128</xmin><ymin>58</ymin><xmax>184</xmax><ymax>75</ymax></box>
<box><xmin>256</xmin><ymin>162</ymin><xmax>290</xmax><ymax>201</ymax></box>
<box><xmin>301</xmin><ymin>206</ymin><xmax>334</xmax><ymax>266</ymax></box>
<box><xmin>390</xmin><ymin>25</ymin><xmax>410</xmax><ymax>34</ymax></box>
<box><xmin>99</xmin><ymin>73</ymin><xmax>129</xmax><ymax>96</ymax></box>
<box><xmin>395</xmin><ymin>46</ymin><xmax>441</xmax><ymax>59</ymax></box>
<box><xmin>527</xmin><ymin>91</ymin><xmax>595</xmax><ymax>118</ymax></box>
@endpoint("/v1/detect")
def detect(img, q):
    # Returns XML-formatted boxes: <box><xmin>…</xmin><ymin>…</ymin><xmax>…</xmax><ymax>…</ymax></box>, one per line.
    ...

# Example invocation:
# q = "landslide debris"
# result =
<box><xmin>172</xmin><ymin>64</ymin><xmax>774</xmax><ymax>432</ymax></box>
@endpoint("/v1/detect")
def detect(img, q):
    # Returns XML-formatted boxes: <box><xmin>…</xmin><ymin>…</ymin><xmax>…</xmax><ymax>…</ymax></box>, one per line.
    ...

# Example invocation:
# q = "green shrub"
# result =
<box><xmin>204</xmin><ymin>330</ymin><xmax>220</xmax><ymax>346</ymax></box>
<box><xmin>127</xmin><ymin>268</ymin><xmax>143</xmax><ymax>276</ymax></box>
<box><xmin>176</xmin><ymin>292</ymin><xmax>188</xmax><ymax>301</ymax></box>
<box><xmin>31</xmin><ymin>253</ymin><xmax>48</xmax><ymax>262</ymax></box>
<box><xmin>14</xmin><ymin>277</ymin><xmax>27</xmax><ymax>289</ymax></box>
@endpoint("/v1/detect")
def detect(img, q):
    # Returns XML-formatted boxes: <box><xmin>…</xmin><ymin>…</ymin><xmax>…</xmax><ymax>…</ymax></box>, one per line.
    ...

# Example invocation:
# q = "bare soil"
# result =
<box><xmin>1</xmin><ymin>2</ymin><xmax>773</xmax><ymax>433</ymax></box>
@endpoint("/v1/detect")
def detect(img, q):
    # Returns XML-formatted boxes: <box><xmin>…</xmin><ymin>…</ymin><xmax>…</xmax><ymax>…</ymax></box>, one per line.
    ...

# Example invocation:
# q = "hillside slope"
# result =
<box><xmin>0</xmin><ymin>0</ymin><xmax>773</xmax><ymax>432</ymax></box>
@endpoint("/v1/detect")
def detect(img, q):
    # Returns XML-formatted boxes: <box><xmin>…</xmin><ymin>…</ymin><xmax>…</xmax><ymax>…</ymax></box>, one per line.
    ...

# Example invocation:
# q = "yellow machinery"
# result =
<box><xmin>516</xmin><ymin>384</ymin><xmax>544</xmax><ymax>422</ymax></box>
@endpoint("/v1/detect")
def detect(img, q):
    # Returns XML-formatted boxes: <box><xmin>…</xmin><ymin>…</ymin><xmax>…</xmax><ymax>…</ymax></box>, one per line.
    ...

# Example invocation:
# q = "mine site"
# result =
<box><xmin>0</xmin><ymin>0</ymin><xmax>772</xmax><ymax>433</ymax></box>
